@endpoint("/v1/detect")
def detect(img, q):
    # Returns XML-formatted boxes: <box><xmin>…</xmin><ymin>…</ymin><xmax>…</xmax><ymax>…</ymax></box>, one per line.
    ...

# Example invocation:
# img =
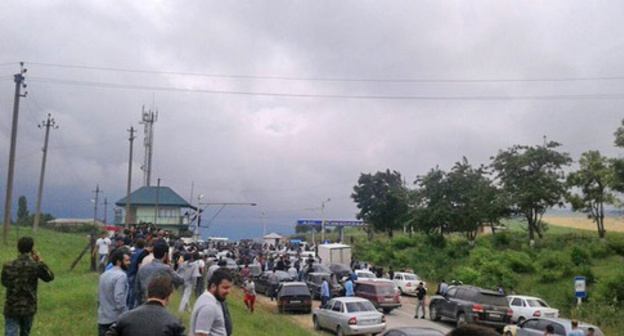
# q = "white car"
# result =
<box><xmin>355</xmin><ymin>270</ymin><xmax>376</xmax><ymax>279</ymax></box>
<box><xmin>313</xmin><ymin>297</ymin><xmax>386</xmax><ymax>336</ymax></box>
<box><xmin>392</xmin><ymin>272</ymin><xmax>424</xmax><ymax>295</ymax></box>
<box><xmin>506</xmin><ymin>295</ymin><xmax>559</xmax><ymax>324</ymax></box>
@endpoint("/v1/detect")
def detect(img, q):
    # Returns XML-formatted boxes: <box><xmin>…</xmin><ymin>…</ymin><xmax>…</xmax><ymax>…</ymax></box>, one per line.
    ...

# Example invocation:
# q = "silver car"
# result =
<box><xmin>505</xmin><ymin>317</ymin><xmax>603</xmax><ymax>336</ymax></box>
<box><xmin>313</xmin><ymin>297</ymin><xmax>386</xmax><ymax>336</ymax></box>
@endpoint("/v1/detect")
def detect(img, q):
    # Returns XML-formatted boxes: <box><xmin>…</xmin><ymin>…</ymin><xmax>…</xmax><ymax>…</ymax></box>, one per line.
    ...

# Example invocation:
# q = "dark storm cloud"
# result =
<box><xmin>2</xmin><ymin>1</ymin><xmax>624</xmax><ymax>239</ymax></box>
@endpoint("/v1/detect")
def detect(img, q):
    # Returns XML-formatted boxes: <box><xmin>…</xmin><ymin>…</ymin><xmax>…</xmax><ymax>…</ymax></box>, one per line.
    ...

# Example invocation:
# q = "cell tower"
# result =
<box><xmin>140</xmin><ymin>106</ymin><xmax>158</xmax><ymax>187</ymax></box>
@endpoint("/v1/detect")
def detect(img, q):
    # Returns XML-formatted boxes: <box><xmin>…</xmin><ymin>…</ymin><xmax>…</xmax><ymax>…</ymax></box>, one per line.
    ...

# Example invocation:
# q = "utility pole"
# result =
<box><xmin>90</xmin><ymin>184</ymin><xmax>102</xmax><ymax>272</ymax></box>
<box><xmin>33</xmin><ymin>113</ymin><xmax>58</xmax><ymax>232</ymax></box>
<box><xmin>321</xmin><ymin>198</ymin><xmax>331</xmax><ymax>243</ymax></box>
<box><xmin>3</xmin><ymin>63</ymin><xmax>27</xmax><ymax>244</ymax></box>
<box><xmin>140</xmin><ymin>106</ymin><xmax>157</xmax><ymax>187</ymax></box>
<box><xmin>103</xmin><ymin>198</ymin><xmax>108</xmax><ymax>224</ymax></box>
<box><xmin>153</xmin><ymin>178</ymin><xmax>161</xmax><ymax>226</ymax></box>
<box><xmin>125</xmin><ymin>127</ymin><xmax>136</xmax><ymax>229</ymax></box>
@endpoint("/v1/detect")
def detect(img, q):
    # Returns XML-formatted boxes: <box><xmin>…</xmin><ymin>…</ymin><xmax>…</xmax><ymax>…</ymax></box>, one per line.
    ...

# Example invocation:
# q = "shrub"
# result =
<box><xmin>503</xmin><ymin>251</ymin><xmax>536</xmax><ymax>274</ymax></box>
<box><xmin>452</xmin><ymin>266</ymin><xmax>481</xmax><ymax>285</ymax></box>
<box><xmin>538</xmin><ymin>251</ymin><xmax>574</xmax><ymax>276</ymax></box>
<box><xmin>588</xmin><ymin>241</ymin><xmax>612</xmax><ymax>259</ymax></box>
<box><xmin>606</xmin><ymin>234</ymin><xmax>624</xmax><ymax>256</ymax></box>
<box><xmin>570</xmin><ymin>246</ymin><xmax>591</xmax><ymax>266</ymax></box>
<box><xmin>574</xmin><ymin>265</ymin><xmax>595</xmax><ymax>285</ymax></box>
<box><xmin>468</xmin><ymin>246</ymin><xmax>495</xmax><ymax>267</ymax></box>
<box><xmin>539</xmin><ymin>270</ymin><xmax>560</xmax><ymax>283</ymax></box>
<box><xmin>391</xmin><ymin>235</ymin><xmax>416</xmax><ymax>249</ymax></box>
<box><xmin>596</xmin><ymin>270</ymin><xmax>624</xmax><ymax>308</ymax></box>
<box><xmin>492</xmin><ymin>231</ymin><xmax>511</xmax><ymax>249</ymax></box>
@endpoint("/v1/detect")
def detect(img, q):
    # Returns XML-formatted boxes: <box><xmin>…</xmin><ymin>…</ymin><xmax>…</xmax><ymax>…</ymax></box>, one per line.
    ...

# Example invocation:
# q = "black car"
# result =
<box><xmin>429</xmin><ymin>285</ymin><xmax>512</xmax><ymax>330</ymax></box>
<box><xmin>303</xmin><ymin>262</ymin><xmax>331</xmax><ymax>274</ymax></box>
<box><xmin>305</xmin><ymin>272</ymin><xmax>341</xmax><ymax>299</ymax></box>
<box><xmin>255</xmin><ymin>270</ymin><xmax>294</xmax><ymax>297</ymax></box>
<box><xmin>276</xmin><ymin>282</ymin><xmax>313</xmax><ymax>313</ymax></box>
<box><xmin>328</xmin><ymin>263</ymin><xmax>351</xmax><ymax>279</ymax></box>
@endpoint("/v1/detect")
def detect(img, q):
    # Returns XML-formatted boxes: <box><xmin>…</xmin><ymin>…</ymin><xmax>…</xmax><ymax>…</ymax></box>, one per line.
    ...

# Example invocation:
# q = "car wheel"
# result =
<box><xmin>313</xmin><ymin>316</ymin><xmax>321</xmax><ymax>331</ymax></box>
<box><xmin>517</xmin><ymin>316</ymin><xmax>525</xmax><ymax>324</ymax></box>
<box><xmin>383</xmin><ymin>308</ymin><xmax>393</xmax><ymax>314</ymax></box>
<box><xmin>430</xmin><ymin>304</ymin><xmax>441</xmax><ymax>321</ymax></box>
<box><xmin>456</xmin><ymin>313</ymin><xmax>467</xmax><ymax>327</ymax></box>
<box><xmin>336</xmin><ymin>326</ymin><xmax>344</xmax><ymax>336</ymax></box>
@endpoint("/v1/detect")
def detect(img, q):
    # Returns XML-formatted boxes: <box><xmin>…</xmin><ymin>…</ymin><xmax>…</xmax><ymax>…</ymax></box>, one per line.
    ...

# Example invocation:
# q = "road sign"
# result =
<box><xmin>296</xmin><ymin>219</ymin><xmax>365</xmax><ymax>227</ymax></box>
<box><xmin>574</xmin><ymin>276</ymin><xmax>586</xmax><ymax>298</ymax></box>
<box><xmin>297</xmin><ymin>219</ymin><xmax>322</xmax><ymax>226</ymax></box>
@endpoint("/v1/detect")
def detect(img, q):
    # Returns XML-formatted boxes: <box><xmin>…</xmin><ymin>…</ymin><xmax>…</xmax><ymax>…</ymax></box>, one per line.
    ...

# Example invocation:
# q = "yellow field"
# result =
<box><xmin>543</xmin><ymin>215</ymin><xmax>624</xmax><ymax>232</ymax></box>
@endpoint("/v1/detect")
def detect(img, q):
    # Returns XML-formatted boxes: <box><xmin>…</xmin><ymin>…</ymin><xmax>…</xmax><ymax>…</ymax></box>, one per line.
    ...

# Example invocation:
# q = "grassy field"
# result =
<box><xmin>543</xmin><ymin>215</ymin><xmax>624</xmax><ymax>233</ymax></box>
<box><xmin>0</xmin><ymin>226</ymin><xmax>316</xmax><ymax>335</ymax></box>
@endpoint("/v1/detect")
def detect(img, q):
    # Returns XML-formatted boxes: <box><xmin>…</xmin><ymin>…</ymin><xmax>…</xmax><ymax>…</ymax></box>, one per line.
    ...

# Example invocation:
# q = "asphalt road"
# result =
<box><xmin>254</xmin><ymin>291</ymin><xmax>456</xmax><ymax>335</ymax></box>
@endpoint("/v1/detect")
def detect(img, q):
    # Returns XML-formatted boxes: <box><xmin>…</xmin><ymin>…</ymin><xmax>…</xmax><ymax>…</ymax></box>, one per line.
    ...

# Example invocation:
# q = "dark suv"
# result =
<box><xmin>429</xmin><ymin>285</ymin><xmax>512</xmax><ymax>329</ymax></box>
<box><xmin>354</xmin><ymin>280</ymin><xmax>401</xmax><ymax>313</ymax></box>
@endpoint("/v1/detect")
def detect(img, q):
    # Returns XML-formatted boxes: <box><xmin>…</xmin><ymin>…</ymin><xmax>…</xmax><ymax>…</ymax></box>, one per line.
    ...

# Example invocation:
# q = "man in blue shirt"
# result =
<box><xmin>344</xmin><ymin>279</ymin><xmax>354</xmax><ymax>297</ymax></box>
<box><xmin>321</xmin><ymin>278</ymin><xmax>331</xmax><ymax>306</ymax></box>
<box><xmin>98</xmin><ymin>249</ymin><xmax>131</xmax><ymax>336</ymax></box>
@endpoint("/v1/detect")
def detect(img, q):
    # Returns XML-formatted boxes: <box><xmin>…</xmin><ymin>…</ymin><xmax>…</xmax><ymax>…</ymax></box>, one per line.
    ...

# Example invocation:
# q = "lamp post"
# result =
<box><xmin>321</xmin><ymin>198</ymin><xmax>331</xmax><ymax>243</ymax></box>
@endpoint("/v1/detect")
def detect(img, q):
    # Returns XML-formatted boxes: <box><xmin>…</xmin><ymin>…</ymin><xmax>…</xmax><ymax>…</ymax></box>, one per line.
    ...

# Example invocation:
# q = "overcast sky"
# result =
<box><xmin>1</xmin><ymin>1</ymin><xmax>624</xmax><ymax>240</ymax></box>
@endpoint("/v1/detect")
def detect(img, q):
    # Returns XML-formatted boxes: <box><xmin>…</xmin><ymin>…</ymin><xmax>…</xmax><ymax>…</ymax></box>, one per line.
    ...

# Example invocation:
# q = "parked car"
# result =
<box><xmin>276</xmin><ymin>282</ymin><xmax>313</xmax><ymax>314</ymax></box>
<box><xmin>306</xmin><ymin>272</ymin><xmax>342</xmax><ymax>299</ymax></box>
<box><xmin>313</xmin><ymin>297</ymin><xmax>386</xmax><ymax>336</ymax></box>
<box><xmin>392</xmin><ymin>272</ymin><xmax>424</xmax><ymax>296</ymax></box>
<box><xmin>503</xmin><ymin>317</ymin><xmax>604</xmax><ymax>336</ymax></box>
<box><xmin>506</xmin><ymin>295</ymin><xmax>559</xmax><ymax>324</ymax></box>
<box><xmin>355</xmin><ymin>270</ymin><xmax>376</xmax><ymax>279</ymax></box>
<box><xmin>354</xmin><ymin>280</ymin><xmax>401</xmax><ymax>314</ymax></box>
<box><xmin>428</xmin><ymin>285</ymin><xmax>512</xmax><ymax>329</ymax></box>
<box><xmin>329</xmin><ymin>263</ymin><xmax>352</xmax><ymax>280</ymax></box>
<box><xmin>255</xmin><ymin>270</ymin><xmax>294</xmax><ymax>297</ymax></box>
<box><xmin>304</xmin><ymin>262</ymin><xmax>332</xmax><ymax>274</ymax></box>
<box><xmin>378</xmin><ymin>327</ymin><xmax>445</xmax><ymax>336</ymax></box>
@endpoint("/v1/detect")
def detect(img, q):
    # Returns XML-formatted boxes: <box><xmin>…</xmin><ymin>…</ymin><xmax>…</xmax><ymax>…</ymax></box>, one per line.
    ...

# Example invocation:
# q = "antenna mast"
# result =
<box><xmin>140</xmin><ymin>106</ymin><xmax>157</xmax><ymax>187</ymax></box>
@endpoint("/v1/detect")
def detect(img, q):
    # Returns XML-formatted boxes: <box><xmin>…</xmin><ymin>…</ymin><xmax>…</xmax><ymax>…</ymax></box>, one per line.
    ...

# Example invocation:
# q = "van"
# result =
<box><xmin>354</xmin><ymin>280</ymin><xmax>401</xmax><ymax>313</ymax></box>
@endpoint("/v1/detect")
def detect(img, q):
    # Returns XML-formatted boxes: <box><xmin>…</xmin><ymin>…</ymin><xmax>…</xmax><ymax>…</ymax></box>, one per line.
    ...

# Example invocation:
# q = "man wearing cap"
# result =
<box><xmin>135</xmin><ymin>242</ymin><xmax>183</xmax><ymax>305</ymax></box>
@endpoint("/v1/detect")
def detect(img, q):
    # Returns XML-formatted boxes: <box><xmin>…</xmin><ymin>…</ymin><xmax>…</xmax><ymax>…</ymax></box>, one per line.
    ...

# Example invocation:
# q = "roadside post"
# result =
<box><xmin>574</xmin><ymin>276</ymin><xmax>586</xmax><ymax>306</ymax></box>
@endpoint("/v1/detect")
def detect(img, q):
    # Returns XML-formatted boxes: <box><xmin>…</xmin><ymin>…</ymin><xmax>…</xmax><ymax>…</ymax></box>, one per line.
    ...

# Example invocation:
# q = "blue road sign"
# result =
<box><xmin>296</xmin><ymin>219</ymin><xmax>365</xmax><ymax>227</ymax></box>
<box><xmin>574</xmin><ymin>276</ymin><xmax>586</xmax><ymax>298</ymax></box>
<box><xmin>297</xmin><ymin>220</ymin><xmax>322</xmax><ymax>226</ymax></box>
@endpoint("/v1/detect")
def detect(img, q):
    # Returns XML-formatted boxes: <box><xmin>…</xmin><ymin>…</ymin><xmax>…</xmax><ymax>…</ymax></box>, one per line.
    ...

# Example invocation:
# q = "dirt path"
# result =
<box><xmin>543</xmin><ymin>215</ymin><xmax>624</xmax><ymax>232</ymax></box>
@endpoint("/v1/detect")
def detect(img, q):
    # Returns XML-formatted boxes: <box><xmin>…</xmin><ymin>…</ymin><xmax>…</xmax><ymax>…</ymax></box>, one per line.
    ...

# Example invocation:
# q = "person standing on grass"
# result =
<box><xmin>414</xmin><ymin>282</ymin><xmax>427</xmax><ymax>319</ymax></box>
<box><xmin>2</xmin><ymin>236</ymin><xmax>54</xmax><ymax>336</ymax></box>
<box><xmin>93</xmin><ymin>231</ymin><xmax>112</xmax><ymax>274</ymax></box>
<box><xmin>98</xmin><ymin>249</ymin><xmax>131</xmax><ymax>336</ymax></box>
<box><xmin>107</xmin><ymin>276</ymin><xmax>185</xmax><ymax>336</ymax></box>
<box><xmin>178</xmin><ymin>252</ymin><xmax>200</xmax><ymax>313</ymax></box>
<box><xmin>135</xmin><ymin>242</ymin><xmax>183</xmax><ymax>306</ymax></box>
<box><xmin>243</xmin><ymin>275</ymin><xmax>256</xmax><ymax>313</ymax></box>
<box><xmin>190</xmin><ymin>269</ymin><xmax>232</xmax><ymax>336</ymax></box>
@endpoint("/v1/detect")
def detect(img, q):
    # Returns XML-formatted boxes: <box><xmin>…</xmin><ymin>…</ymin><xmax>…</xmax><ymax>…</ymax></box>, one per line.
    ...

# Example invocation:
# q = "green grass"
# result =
<box><xmin>0</xmin><ymin>226</ymin><xmax>315</xmax><ymax>335</ymax></box>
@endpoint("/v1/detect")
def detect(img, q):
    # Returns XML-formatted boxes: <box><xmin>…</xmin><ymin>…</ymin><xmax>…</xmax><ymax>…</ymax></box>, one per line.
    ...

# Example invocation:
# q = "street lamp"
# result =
<box><xmin>321</xmin><ymin>198</ymin><xmax>331</xmax><ymax>243</ymax></box>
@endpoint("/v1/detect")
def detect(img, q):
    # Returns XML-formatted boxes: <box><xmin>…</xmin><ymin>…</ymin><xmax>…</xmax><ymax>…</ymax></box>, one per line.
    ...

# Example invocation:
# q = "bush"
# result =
<box><xmin>538</xmin><ymin>251</ymin><xmax>575</xmax><ymax>276</ymax></box>
<box><xmin>392</xmin><ymin>235</ymin><xmax>416</xmax><ymax>249</ymax></box>
<box><xmin>570</xmin><ymin>246</ymin><xmax>591</xmax><ymax>266</ymax></box>
<box><xmin>468</xmin><ymin>246</ymin><xmax>495</xmax><ymax>267</ymax></box>
<box><xmin>452</xmin><ymin>266</ymin><xmax>481</xmax><ymax>285</ymax></box>
<box><xmin>607</xmin><ymin>234</ymin><xmax>624</xmax><ymax>256</ymax></box>
<box><xmin>503</xmin><ymin>251</ymin><xmax>536</xmax><ymax>274</ymax></box>
<box><xmin>539</xmin><ymin>270</ymin><xmax>560</xmax><ymax>283</ymax></box>
<box><xmin>575</xmin><ymin>265</ymin><xmax>595</xmax><ymax>285</ymax></box>
<box><xmin>588</xmin><ymin>241</ymin><xmax>612</xmax><ymax>259</ymax></box>
<box><xmin>596</xmin><ymin>270</ymin><xmax>624</xmax><ymax>308</ymax></box>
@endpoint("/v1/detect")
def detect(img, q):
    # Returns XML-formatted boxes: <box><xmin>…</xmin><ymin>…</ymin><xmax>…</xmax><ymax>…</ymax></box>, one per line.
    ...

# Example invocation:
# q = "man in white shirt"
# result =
<box><xmin>93</xmin><ymin>232</ymin><xmax>112</xmax><ymax>273</ymax></box>
<box><xmin>190</xmin><ymin>269</ymin><xmax>232</xmax><ymax>336</ymax></box>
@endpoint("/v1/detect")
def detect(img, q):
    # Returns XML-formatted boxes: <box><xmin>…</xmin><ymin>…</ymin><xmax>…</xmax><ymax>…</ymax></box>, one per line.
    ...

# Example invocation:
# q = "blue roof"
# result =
<box><xmin>115</xmin><ymin>186</ymin><xmax>192</xmax><ymax>208</ymax></box>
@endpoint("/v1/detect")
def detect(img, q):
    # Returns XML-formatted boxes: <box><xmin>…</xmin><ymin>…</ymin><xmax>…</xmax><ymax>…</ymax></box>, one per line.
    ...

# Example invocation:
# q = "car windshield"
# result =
<box><xmin>476</xmin><ymin>293</ymin><xmax>508</xmax><ymax>306</ymax></box>
<box><xmin>403</xmin><ymin>274</ymin><xmax>419</xmax><ymax>280</ymax></box>
<box><xmin>526</xmin><ymin>299</ymin><xmax>549</xmax><ymax>308</ymax></box>
<box><xmin>346</xmin><ymin>301</ymin><xmax>376</xmax><ymax>312</ymax></box>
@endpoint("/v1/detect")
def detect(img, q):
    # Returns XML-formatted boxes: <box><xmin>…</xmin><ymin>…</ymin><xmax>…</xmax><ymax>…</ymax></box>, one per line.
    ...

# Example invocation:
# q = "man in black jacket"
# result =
<box><xmin>107</xmin><ymin>275</ymin><xmax>185</xmax><ymax>336</ymax></box>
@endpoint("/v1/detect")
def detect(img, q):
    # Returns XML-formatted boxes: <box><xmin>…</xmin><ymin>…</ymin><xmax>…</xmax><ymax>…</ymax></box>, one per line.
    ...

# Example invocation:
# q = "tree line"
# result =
<box><xmin>351</xmin><ymin>120</ymin><xmax>624</xmax><ymax>245</ymax></box>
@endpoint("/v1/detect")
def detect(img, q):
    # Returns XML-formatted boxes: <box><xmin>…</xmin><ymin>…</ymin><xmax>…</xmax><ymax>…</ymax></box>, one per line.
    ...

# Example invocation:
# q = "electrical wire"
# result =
<box><xmin>25</xmin><ymin>61</ymin><xmax>624</xmax><ymax>84</ymax></box>
<box><xmin>27</xmin><ymin>76</ymin><xmax>624</xmax><ymax>101</ymax></box>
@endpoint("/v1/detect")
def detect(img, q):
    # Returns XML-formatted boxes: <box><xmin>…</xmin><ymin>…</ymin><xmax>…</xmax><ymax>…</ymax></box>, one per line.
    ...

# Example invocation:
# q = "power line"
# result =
<box><xmin>26</xmin><ymin>61</ymin><xmax>624</xmax><ymax>84</ymax></box>
<box><xmin>28</xmin><ymin>76</ymin><xmax>624</xmax><ymax>101</ymax></box>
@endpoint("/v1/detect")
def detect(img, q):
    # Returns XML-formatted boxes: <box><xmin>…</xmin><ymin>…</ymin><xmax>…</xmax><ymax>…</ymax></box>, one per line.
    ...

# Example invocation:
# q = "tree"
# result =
<box><xmin>445</xmin><ymin>158</ymin><xmax>506</xmax><ymax>243</ymax></box>
<box><xmin>567</xmin><ymin>151</ymin><xmax>616</xmax><ymax>239</ymax></box>
<box><xmin>611</xmin><ymin>119</ymin><xmax>624</xmax><ymax>193</ymax></box>
<box><xmin>413</xmin><ymin>159</ymin><xmax>506</xmax><ymax>244</ymax></box>
<box><xmin>491</xmin><ymin>141</ymin><xmax>571</xmax><ymax>245</ymax></box>
<box><xmin>17</xmin><ymin>196</ymin><xmax>29</xmax><ymax>225</ymax></box>
<box><xmin>351</xmin><ymin>169</ymin><xmax>409</xmax><ymax>238</ymax></box>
